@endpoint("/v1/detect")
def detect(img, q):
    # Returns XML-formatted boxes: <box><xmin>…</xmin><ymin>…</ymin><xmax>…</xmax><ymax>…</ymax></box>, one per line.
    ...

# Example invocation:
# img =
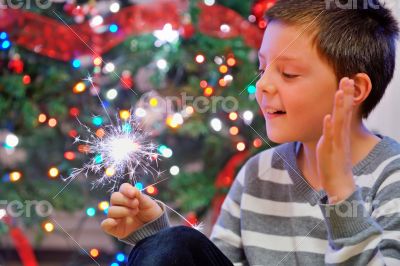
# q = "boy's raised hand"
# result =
<box><xmin>101</xmin><ymin>183</ymin><xmax>163</xmax><ymax>239</ymax></box>
<box><xmin>316</xmin><ymin>77</ymin><xmax>357</xmax><ymax>204</ymax></box>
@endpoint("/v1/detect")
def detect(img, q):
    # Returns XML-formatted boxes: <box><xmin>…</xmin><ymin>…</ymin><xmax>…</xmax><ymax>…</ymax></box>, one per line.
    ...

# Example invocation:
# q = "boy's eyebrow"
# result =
<box><xmin>258</xmin><ymin>51</ymin><xmax>299</xmax><ymax>62</ymax></box>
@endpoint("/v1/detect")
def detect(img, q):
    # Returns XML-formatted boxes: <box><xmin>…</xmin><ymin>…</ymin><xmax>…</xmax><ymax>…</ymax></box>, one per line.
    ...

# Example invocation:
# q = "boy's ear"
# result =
<box><xmin>351</xmin><ymin>73</ymin><xmax>372</xmax><ymax>106</ymax></box>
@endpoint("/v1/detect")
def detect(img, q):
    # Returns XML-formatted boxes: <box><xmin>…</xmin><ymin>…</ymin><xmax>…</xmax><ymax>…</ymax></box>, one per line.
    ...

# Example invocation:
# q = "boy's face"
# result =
<box><xmin>256</xmin><ymin>21</ymin><xmax>338</xmax><ymax>144</ymax></box>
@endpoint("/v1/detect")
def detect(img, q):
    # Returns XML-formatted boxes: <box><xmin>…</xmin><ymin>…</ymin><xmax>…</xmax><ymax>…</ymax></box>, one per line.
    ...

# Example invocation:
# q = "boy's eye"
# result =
<box><xmin>282</xmin><ymin>72</ymin><xmax>299</xmax><ymax>79</ymax></box>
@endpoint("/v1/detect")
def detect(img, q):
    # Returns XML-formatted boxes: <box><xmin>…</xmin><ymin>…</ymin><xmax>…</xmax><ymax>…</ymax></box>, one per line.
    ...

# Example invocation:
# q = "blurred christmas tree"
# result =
<box><xmin>0</xmin><ymin>0</ymin><xmax>277</xmax><ymax>252</ymax></box>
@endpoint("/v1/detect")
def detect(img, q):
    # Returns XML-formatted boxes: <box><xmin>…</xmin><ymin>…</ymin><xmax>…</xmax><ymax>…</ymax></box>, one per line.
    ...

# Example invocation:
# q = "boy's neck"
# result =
<box><xmin>296</xmin><ymin>121</ymin><xmax>381</xmax><ymax>191</ymax></box>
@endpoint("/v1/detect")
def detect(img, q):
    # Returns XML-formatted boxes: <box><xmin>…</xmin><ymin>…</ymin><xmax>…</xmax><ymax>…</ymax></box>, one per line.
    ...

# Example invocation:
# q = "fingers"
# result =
<box><xmin>323</xmin><ymin>114</ymin><xmax>333</xmax><ymax>143</ymax></box>
<box><xmin>119</xmin><ymin>183</ymin><xmax>139</xmax><ymax>199</ymax></box>
<box><xmin>100</xmin><ymin>218</ymin><xmax>118</xmax><ymax>232</ymax></box>
<box><xmin>107</xmin><ymin>205</ymin><xmax>138</xmax><ymax>219</ymax></box>
<box><xmin>332</xmin><ymin>77</ymin><xmax>354</xmax><ymax>145</ymax></box>
<box><xmin>110</xmin><ymin>192</ymin><xmax>139</xmax><ymax>209</ymax></box>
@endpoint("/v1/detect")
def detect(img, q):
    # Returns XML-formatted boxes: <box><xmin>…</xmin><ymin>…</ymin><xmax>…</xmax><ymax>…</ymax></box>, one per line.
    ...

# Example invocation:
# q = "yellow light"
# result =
<box><xmin>149</xmin><ymin>97</ymin><xmax>158</xmax><ymax>107</ymax></box>
<box><xmin>146</xmin><ymin>186</ymin><xmax>155</xmax><ymax>194</ymax></box>
<box><xmin>219</xmin><ymin>65</ymin><xmax>228</xmax><ymax>74</ymax></box>
<box><xmin>166</xmin><ymin>116</ymin><xmax>179</xmax><ymax>129</ymax></box>
<box><xmin>10</xmin><ymin>171</ymin><xmax>22</xmax><ymax>182</ymax></box>
<box><xmin>93</xmin><ymin>57</ymin><xmax>102</xmax><ymax>66</ymax></box>
<box><xmin>48</xmin><ymin>118</ymin><xmax>57</xmax><ymax>128</ymax></box>
<box><xmin>38</xmin><ymin>113</ymin><xmax>47</xmax><ymax>123</ymax></box>
<box><xmin>90</xmin><ymin>248</ymin><xmax>99</xmax><ymax>258</ymax></box>
<box><xmin>229</xmin><ymin>126</ymin><xmax>239</xmax><ymax>136</ymax></box>
<box><xmin>73</xmin><ymin>82</ymin><xmax>86</xmax><ymax>94</ymax></box>
<box><xmin>43</xmin><ymin>222</ymin><xmax>55</xmax><ymax>232</ymax></box>
<box><xmin>105</xmin><ymin>167</ymin><xmax>115</xmax><ymax>177</ymax></box>
<box><xmin>98</xmin><ymin>201</ymin><xmax>109</xmax><ymax>211</ymax></box>
<box><xmin>236</xmin><ymin>142</ymin><xmax>246</xmax><ymax>151</ymax></box>
<box><xmin>229</xmin><ymin>112</ymin><xmax>238</xmax><ymax>121</ymax></box>
<box><xmin>204</xmin><ymin>87</ymin><xmax>213</xmax><ymax>96</ymax></box>
<box><xmin>119</xmin><ymin>110</ymin><xmax>130</xmax><ymax>120</ymax></box>
<box><xmin>48</xmin><ymin>167</ymin><xmax>59</xmax><ymax>178</ymax></box>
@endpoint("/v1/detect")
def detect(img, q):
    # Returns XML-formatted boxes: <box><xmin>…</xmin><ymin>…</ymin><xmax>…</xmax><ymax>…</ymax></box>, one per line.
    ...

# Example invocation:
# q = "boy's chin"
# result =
<box><xmin>266</xmin><ymin>131</ymin><xmax>288</xmax><ymax>144</ymax></box>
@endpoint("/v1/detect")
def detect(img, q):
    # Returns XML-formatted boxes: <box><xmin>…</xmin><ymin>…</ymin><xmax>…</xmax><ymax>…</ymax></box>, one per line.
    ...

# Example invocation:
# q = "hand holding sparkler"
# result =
<box><xmin>101</xmin><ymin>183</ymin><xmax>163</xmax><ymax>239</ymax></box>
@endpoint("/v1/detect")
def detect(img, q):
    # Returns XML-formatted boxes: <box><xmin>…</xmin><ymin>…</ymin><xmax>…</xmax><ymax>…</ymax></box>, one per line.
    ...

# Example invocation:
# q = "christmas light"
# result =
<box><xmin>149</xmin><ymin>97</ymin><xmax>158</xmax><ymax>107</ymax></box>
<box><xmin>64</xmin><ymin>151</ymin><xmax>76</xmax><ymax>160</ymax></box>
<box><xmin>98</xmin><ymin>201</ymin><xmax>109</xmax><ymax>211</ymax></box>
<box><xmin>73</xmin><ymin>82</ymin><xmax>86</xmax><ymax>93</ymax></box>
<box><xmin>227</xmin><ymin>58</ymin><xmax>236</xmax><ymax>67</ymax></box>
<box><xmin>0</xmin><ymin>209</ymin><xmax>6</xmax><ymax>220</ymax></box>
<box><xmin>69</xmin><ymin>107</ymin><xmax>80</xmax><ymax>117</ymax></box>
<box><xmin>105</xmin><ymin>167</ymin><xmax>116</xmax><ymax>177</ymax></box>
<box><xmin>170</xmin><ymin>166</ymin><xmax>179</xmax><ymax>176</ymax></box>
<box><xmin>204</xmin><ymin>86</ymin><xmax>214</xmax><ymax>96</ymax></box>
<box><xmin>48</xmin><ymin>118</ymin><xmax>57</xmax><ymax>128</ymax></box>
<box><xmin>109</xmin><ymin>2</ymin><xmax>120</xmax><ymax>13</ymax></box>
<box><xmin>72</xmin><ymin>59</ymin><xmax>81</xmax><ymax>68</ymax></box>
<box><xmin>69</xmin><ymin>129</ymin><xmax>78</xmax><ymax>138</ymax></box>
<box><xmin>119</xmin><ymin>110</ymin><xmax>130</xmax><ymax>120</ymax></box>
<box><xmin>146</xmin><ymin>185</ymin><xmax>157</xmax><ymax>195</ymax></box>
<box><xmin>48</xmin><ymin>167</ymin><xmax>59</xmax><ymax>178</ymax></box>
<box><xmin>38</xmin><ymin>113</ymin><xmax>47</xmax><ymax>123</ymax></box>
<box><xmin>10</xmin><ymin>171</ymin><xmax>22</xmax><ymax>182</ymax></box>
<box><xmin>158</xmin><ymin>145</ymin><xmax>173</xmax><ymax>158</ymax></box>
<box><xmin>219</xmin><ymin>65</ymin><xmax>228</xmax><ymax>74</ymax></box>
<box><xmin>93</xmin><ymin>57</ymin><xmax>102</xmax><ymax>66</ymax></box>
<box><xmin>237</xmin><ymin>142</ymin><xmax>246</xmax><ymax>151</ymax></box>
<box><xmin>22</xmin><ymin>75</ymin><xmax>31</xmax><ymax>86</ymax></box>
<box><xmin>153</xmin><ymin>23</ymin><xmax>179</xmax><ymax>44</ymax></box>
<box><xmin>104</xmin><ymin>62</ymin><xmax>115</xmax><ymax>73</ymax></box>
<box><xmin>200</xmin><ymin>80</ymin><xmax>208</xmax><ymax>88</ymax></box>
<box><xmin>243</xmin><ymin>110</ymin><xmax>254</xmax><ymax>124</ymax></box>
<box><xmin>229</xmin><ymin>112</ymin><xmax>238</xmax><ymax>121</ymax></box>
<box><xmin>204</xmin><ymin>0</ymin><xmax>215</xmax><ymax>6</ymax></box>
<box><xmin>109</xmin><ymin>24</ymin><xmax>119</xmax><ymax>33</ymax></box>
<box><xmin>116</xmin><ymin>253</ymin><xmax>125</xmax><ymax>262</ymax></box>
<box><xmin>135</xmin><ymin>108</ymin><xmax>146</xmax><ymax>118</ymax></box>
<box><xmin>86</xmin><ymin>207</ymin><xmax>96</xmax><ymax>217</ymax></box>
<box><xmin>229</xmin><ymin>126</ymin><xmax>239</xmax><ymax>136</ymax></box>
<box><xmin>210</xmin><ymin>118</ymin><xmax>222</xmax><ymax>132</ymax></box>
<box><xmin>43</xmin><ymin>221</ymin><xmax>55</xmax><ymax>232</ymax></box>
<box><xmin>247</xmin><ymin>85</ymin><xmax>256</xmax><ymax>94</ymax></box>
<box><xmin>92</xmin><ymin>116</ymin><xmax>103</xmax><ymax>127</ymax></box>
<box><xmin>223</xmin><ymin>74</ymin><xmax>233</xmax><ymax>83</ymax></box>
<box><xmin>90</xmin><ymin>248</ymin><xmax>99</xmax><ymax>258</ymax></box>
<box><xmin>195</xmin><ymin>54</ymin><xmax>205</xmax><ymax>64</ymax></box>
<box><xmin>106</xmin><ymin>89</ymin><xmax>118</xmax><ymax>100</ymax></box>
<box><xmin>1</xmin><ymin>40</ymin><xmax>11</xmax><ymax>50</ymax></box>
<box><xmin>156</xmin><ymin>59</ymin><xmax>167</xmax><ymax>70</ymax></box>
<box><xmin>220</xmin><ymin>24</ymin><xmax>231</xmax><ymax>33</ymax></box>
<box><xmin>135</xmin><ymin>182</ymin><xmax>143</xmax><ymax>190</ymax></box>
<box><xmin>5</xmin><ymin>134</ymin><xmax>19</xmax><ymax>148</ymax></box>
<box><xmin>96</xmin><ymin>128</ymin><xmax>106</xmax><ymax>138</ymax></box>
<box><xmin>90</xmin><ymin>15</ymin><xmax>104</xmax><ymax>28</ymax></box>
<box><xmin>253</xmin><ymin>138</ymin><xmax>263</xmax><ymax>148</ymax></box>
<box><xmin>0</xmin><ymin>32</ymin><xmax>7</xmax><ymax>40</ymax></box>
<box><xmin>218</xmin><ymin>78</ymin><xmax>227</xmax><ymax>87</ymax></box>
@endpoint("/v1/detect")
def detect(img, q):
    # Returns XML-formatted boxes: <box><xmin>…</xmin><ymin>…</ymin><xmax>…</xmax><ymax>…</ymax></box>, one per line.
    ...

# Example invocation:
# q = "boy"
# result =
<box><xmin>101</xmin><ymin>0</ymin><xmax>400</xmax><ymax>265</ymax></box>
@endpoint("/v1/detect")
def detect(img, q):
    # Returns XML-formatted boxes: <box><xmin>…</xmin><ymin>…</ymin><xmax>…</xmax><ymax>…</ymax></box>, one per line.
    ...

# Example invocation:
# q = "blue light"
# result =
<box><xmin>72</xmin><ymin>59</ymin><xmax>81</xmax><ymax>68</ymax></box>
<box><xmin>0</xmin><ymin>32</ymin><xmax>7</xmax><ymax>40</ymax></box>
<box><xmin>116</xmin><ymin>253</ymin><xmax>125</xmax><ymax>262</ymax></box>
<box><xmin>2</xmin><ymin>174</ymin><xmax>10</xmax><ymax>182</ymax></box>
<box><xmin>92</xmin><ymin>116</ymin><xmax>103</xmax><ymax>126</ymax></box>
<box><xmin>110</xmin><ymin>263</ymin><xmax>119</xmax><ymax>266</ymax></box>
<box><xmin>103</xmin><ymin>207</ymin><xmax>109</xmax><ymax>214</ymax></box>
<box><xmin>1</xmin><ymin>40</ymin><xmax>11</xmax><ymax>49</ymax></box>
<box><xmin>86</xmin><ymin>207</ymin><xmax>96</xmax><ymax>217</ymax></box>
<box><xmin>135</xmin><ymin>182</ymin><xmax>143</xmax><ymax>190</ymax></box>
<box><xmin>158</xmin><ymin>145</ymin><xmax>167</xmax><ymax>153</ymax></box>
<box><xmin>109</xmin><ymin>24</ymin><xmax>118</xmax><ymax>33</ymax></box>
<box><xmin>94</xmin><ymin>154</ymin><xmax>103</xmax><ymax>164</ymax></box>
<box><xmin>247</xmin><ymin>85</ymin><xmax>256</xmax><ymax>94</ymax></box>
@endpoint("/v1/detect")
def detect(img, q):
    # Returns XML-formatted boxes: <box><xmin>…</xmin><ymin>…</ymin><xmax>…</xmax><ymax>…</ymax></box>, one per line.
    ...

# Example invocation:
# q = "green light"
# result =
<box><xmin>94</xmin><ymin>154</ymin><xmax>103</xmax><ymax>164</ymax></box>
<box><xmin>92</xmin><ymin>116</ymin><xmax>103</xmax><ymax>126</ymax></box>
<box><xmin>86</xmin><ymin>207</ymin><xmax>96</xmax><ymax>217</ymax></box>
<box><xmin>247</xmin><ymin>85</ymin><xmax>256</xmax><ymax>94</ymax></box>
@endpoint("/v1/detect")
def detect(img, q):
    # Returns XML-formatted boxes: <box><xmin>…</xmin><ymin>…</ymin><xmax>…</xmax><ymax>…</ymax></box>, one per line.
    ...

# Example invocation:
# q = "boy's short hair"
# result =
<box><xmin>265</xmin><ymin>0</ymin><xmax>399</xmax><ymax>119</ymax></box>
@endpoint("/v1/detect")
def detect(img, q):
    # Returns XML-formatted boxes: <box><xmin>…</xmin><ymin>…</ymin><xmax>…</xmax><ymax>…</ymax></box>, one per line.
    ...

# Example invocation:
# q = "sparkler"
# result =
<box><xmin>65</xmin><ymin>74</ymin><xmax>202</xmax><ymax>230</ymax></box>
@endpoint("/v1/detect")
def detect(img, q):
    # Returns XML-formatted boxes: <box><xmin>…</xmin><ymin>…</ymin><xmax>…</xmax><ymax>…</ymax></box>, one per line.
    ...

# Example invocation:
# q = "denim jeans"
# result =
<box><xmin>128</xmin><ymin>226</ymin><xmax>234</xmax><ymax>266</ymax></box>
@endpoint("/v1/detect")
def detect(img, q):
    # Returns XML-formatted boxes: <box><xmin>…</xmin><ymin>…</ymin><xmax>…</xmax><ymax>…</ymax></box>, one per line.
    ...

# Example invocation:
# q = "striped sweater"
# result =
<box><xmin>121</xmin><ymin>133</ymin><xmax>400</xmax><ymax>265</ymax></box>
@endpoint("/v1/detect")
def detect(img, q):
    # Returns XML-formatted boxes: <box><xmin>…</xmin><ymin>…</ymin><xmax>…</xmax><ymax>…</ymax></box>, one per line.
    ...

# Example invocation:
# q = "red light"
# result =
<box><xmin>69</xmin><ymin>107</ymin><xmax>80</xmax><ymax>117</ymax></box>
<box><xmin>22</xmin><ymin>75</ymin><xmax>31</xmax><ymax>85</ymax></box>
<box><xmin>68</xmin><ymin>129</ymin><xmax>78</xmax><ymax>138</ymax></box>
<box><xmin>64</xmin><ymin>151</ymin><xmax>76</xmax><ymax>160</ymax></box>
